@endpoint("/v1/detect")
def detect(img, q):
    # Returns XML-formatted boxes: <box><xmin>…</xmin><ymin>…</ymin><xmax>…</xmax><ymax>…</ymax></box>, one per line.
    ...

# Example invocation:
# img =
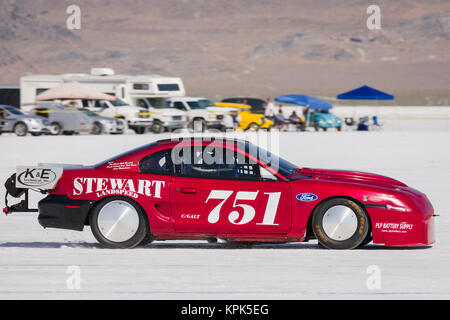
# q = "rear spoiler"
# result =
<box><xmin>3</xmin><ymin>164</ymin><xmax>81</xmax><ymax>214</ymax></box>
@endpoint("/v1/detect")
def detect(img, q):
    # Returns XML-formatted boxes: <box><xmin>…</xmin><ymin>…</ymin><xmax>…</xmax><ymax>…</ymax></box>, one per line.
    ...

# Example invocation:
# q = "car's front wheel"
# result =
<box><xmin>14</xmin><ymin>122</ymin><xmax>28</xmax><ymax>136</ymax></box>
<box><xmin>312</xmin><ymin>198</ymin><xmax>369</xmax><ymax>249</ymax></box>
<box><xmin>90</xmin><ymin>197</ymin><xmax>149</xmax><ymax>249</ymax></box>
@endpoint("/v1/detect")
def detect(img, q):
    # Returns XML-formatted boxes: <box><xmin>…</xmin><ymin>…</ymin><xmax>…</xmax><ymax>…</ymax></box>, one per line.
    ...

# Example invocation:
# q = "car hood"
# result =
<box><xmin>292</xmin><ymin>168</ymin><xmax>407</xmax><ymax>188</ymax></box>
<box><xmin>11</xmin><ymin>114</ymin><xmax>43</xmax><ymax>121</ymax></box>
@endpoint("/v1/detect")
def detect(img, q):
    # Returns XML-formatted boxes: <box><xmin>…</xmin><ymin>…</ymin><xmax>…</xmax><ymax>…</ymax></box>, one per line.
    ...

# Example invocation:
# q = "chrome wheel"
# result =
<box><xmin>50</xmin><ymin>123</ymin><xmax>62</xmax><ymax>135</ymax></box>
<box><xmin>322</xmin><ymin>205</ymin><xmax>358</xmax><ymax>241</ymax></box>
<box><xmin>97</xmin><ymin>200</ymin><xmax>140</xmax><ymax>242</ymax></box>
<box><xmin>14</xmin><ymin>123</ymin><xmax>27</xmax><ymax>136</ymax></box>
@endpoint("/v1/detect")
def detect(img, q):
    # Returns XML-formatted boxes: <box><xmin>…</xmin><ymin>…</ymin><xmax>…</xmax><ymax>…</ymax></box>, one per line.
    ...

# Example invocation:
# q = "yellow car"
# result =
<box><xmin>215</xmin><ymin>102</ymin><xmax>273</xmax><ymax>131</ymax></box>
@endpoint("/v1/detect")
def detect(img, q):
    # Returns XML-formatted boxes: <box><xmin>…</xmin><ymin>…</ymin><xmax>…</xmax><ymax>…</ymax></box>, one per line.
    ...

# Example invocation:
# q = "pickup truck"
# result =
<box><xmin>167</xmin><ymin>97</ymin><xmax>237</xmax><ymax>132</ymax></box>
<box><xmin>82</xmin><ymin>99</ymin><xmax>152</xmax><ymax>134</ymax></box>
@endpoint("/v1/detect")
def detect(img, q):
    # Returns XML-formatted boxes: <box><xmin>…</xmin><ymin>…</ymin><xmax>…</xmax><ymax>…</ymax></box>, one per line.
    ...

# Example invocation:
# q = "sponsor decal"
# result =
<box><xmin>106</xmin><ymin>161</ymin><xmax>137</xmax><ymax>171</ymax></box>
<box><xmin>181</xmin><ymin>214</ymin><xmax>200</xmax><ymax>220</ymax></box>
<box><xmin>375</xmin><ymin>222</ymin><xmax>414</xmax><ymax>233</ymax></box>
<box><xmin>296</xmin><ymin>193</ymin><xmax>318</xmax><ymax>202</ymax></box>
<box><xmin>73</xmin><ymin>178</ymin><xmax>165</xmax><ymax>199</ymax></box>
<box><xmin>16</xmin><ymin>166</ymin><xmax>63</xmax><ymax>189</ymax></box>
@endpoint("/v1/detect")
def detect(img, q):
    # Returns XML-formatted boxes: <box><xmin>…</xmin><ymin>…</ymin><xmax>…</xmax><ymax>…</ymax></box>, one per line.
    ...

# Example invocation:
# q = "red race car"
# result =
<box><xmin>4</xmin><ymin>138</ymin><xmax>435</xmax><ymax>249</ymax></box>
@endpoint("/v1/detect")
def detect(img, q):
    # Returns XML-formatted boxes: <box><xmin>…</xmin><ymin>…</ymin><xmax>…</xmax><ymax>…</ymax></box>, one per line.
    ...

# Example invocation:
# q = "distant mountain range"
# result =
<box><xmin>1</xmin><ymin>0</ymin><xmax>449</xmax><ymax>105</ymax></box>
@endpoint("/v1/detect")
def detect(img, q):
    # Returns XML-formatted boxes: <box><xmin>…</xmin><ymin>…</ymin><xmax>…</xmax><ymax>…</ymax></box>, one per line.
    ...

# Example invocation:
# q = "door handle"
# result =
<box><xmin>180</xmin><ymin>187</ymin><xmax>197</xmax><ymax>194</ymax></box>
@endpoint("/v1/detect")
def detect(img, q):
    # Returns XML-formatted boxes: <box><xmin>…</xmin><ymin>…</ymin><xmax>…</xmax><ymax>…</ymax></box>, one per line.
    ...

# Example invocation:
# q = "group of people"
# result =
<box><xmin>264</xmin><ymin>98</ymin><xmax>306</xmax><ymax>131</ymax></box>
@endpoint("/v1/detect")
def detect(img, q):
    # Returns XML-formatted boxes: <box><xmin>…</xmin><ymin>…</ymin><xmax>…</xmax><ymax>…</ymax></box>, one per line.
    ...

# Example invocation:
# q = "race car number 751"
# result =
<box><xmin>205</xmin><ymin>190</ymin><xmax>281</xmax><ymax>226</ymax></box>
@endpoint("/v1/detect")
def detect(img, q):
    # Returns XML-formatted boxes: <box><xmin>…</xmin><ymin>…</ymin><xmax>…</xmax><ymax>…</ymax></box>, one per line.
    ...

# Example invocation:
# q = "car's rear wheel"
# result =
<box><xmin>14</xmin><ymin>122</ymin><xmax>28</xmax><ymax>136</ymax></box>
<box><xmin>312</xmin><ymin>198</ymin><xmax>369</xmax><ymax>250</ymax></box>
<box><xmin>50</xmin><ymin>122</ymin><xmax>62</xmax><ymax>135</ymax></box>
<box><xmin>90</xmin><ymin>197</ymin><xmax>149</xmax><ymax>249</ymax></box>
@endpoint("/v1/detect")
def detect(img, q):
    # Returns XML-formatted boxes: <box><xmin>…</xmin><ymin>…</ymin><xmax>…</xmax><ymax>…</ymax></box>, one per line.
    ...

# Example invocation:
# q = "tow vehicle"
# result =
<box><xmin>3</xmin><ymin>138</ymin><xmax>435</xmax><ymax>249</ymax></box>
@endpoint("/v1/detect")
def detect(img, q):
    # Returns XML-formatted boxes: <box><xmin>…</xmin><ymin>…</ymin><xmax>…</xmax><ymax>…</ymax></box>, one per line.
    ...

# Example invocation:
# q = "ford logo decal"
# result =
<box><xmin>296</xmin><ymin>193</ymin><xmax>318</xmax><ymax>202</ymax></box>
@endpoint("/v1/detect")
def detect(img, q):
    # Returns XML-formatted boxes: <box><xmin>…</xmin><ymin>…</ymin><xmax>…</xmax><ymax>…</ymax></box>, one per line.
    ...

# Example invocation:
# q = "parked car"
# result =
<box><xmin>221</xmin><ymin>97</ymin><xmax>266</xmax><ymax>114</ymax></box>
<box><xmin>306</xmin><ymin>108</ymin><xmax>343</xmax><ymax>131</ymax></box>
<box><xmin>167</xmin><ymin>97</ymin><xmax>236</xmax><ymax>132</ymax></box>
<box><xmin>0</xmin><ymin>104</ymin><xmax>50</xmax><ymax>136</ymax></box>
<box><xmin>82</xmin><ymin>99</ymin><xmax>152</xmax><ymax>134</ymax></box>
<box><xmin>4</xmin><ymin>138</ymin><xmax>435</xmax><ymax>249</ymax></box>
<box><xmin>78</xmin><ymin>108</ymin><xmax>125</xmax><ymax>135</ymax></box>
<box><xmin>31</xmin><ymin>104</ymin><xmax>93</xmax><ymax>135</ymax></box>
<box><xmin>215</xmin><ymin>102</ymin><xmax>273</xmax><ymax>131</ymax></box>
<box><xmin>134</xmin><ymin>97</ymin><xmax>187</xmax><ymax>133</ymax></box>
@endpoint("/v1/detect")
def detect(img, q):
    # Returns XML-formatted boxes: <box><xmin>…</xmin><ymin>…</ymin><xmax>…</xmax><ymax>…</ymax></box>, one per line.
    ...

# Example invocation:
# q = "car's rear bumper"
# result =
<box><xmin>38</xmin><ymin>195</ymin><xmax>94</xmax><ymax>231</ymax></box>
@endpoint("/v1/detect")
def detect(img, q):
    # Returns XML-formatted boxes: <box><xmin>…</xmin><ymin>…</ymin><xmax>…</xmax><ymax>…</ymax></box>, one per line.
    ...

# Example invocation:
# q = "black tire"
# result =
<box><xmin>89</xmin><ymin>197</ymin><xmax>150</xmax><ymax>249</ymax></box>
<box><xmin>137</xmin><ymin>232</ymin><xmax>155</xmax><ymax>247</ymax></box>
<box><xmin>312</xmin><ymin>198</ymin><xmax>369</xmax><ymax>250</ymax></box>
<box><xmin>50</xmin><ymin>122</ymin><xmax>62</xmax><ymax>135</ymax></box>
<box><xmin>91</xmin><ymin>122</ymin><xmax>103</xmax><ymax>135</ymax></box>
<box><xmin>313</xmin><ymin>122</ymin><xmax>319</xmax><ymax>131</ymax></box>
<box><xmin>359</xmin><ymin>230</ymin><xmax>373</xmax><ymax>247</ymax></box>
<box><xmin>150</xmin><ymin>121</ymin><xmax>164</xmax><ymax>134</ymax></box>
<box><xmin>13</xmin><ymin>122</ymin><xmax>28</xmax><ymax>136</ymax></box>
<box><xmin>134</xmin><ymin>127</ymin><xmax>147</xmax><ymax>134</ymax></box>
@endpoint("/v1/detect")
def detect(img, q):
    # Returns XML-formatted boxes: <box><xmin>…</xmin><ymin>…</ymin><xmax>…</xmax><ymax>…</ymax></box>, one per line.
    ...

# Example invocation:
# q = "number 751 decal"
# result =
<box><xmin>205</xmin><ymin>190</ymin><xmax>281</xmax><ymax>225</ymax></box>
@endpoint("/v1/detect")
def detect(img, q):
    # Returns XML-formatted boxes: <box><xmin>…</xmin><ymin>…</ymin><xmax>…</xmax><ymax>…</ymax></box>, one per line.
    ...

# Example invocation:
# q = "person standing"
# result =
<box><xmin>264</xmin><ymin>98</ymin><xmax>275</xmax><ymax>120</ymax></box>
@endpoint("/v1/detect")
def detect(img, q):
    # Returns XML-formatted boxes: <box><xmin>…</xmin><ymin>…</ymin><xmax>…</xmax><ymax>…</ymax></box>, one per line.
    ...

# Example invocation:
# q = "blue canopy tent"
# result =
<box><xmin>274</xmin><ymin>94</ymin><xmax>333</xmax><ymax>110</ymax></box>
<box><xmin>337</xmin><ymin>85</ymin><xmax>394</xmax><ymax>100</ymax></box>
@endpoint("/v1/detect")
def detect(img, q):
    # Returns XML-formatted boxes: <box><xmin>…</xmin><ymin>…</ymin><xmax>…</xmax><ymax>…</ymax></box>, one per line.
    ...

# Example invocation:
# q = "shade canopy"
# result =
<box><xmin>337</xmin><ymin>85</ymin><xmax>394</xmax><ymax>100</ymax></box>
<box><xmin>274</xmin><ymin>94</ymin><xmax>333</xmax><ymax>110</ymax></box>
<box><xmin>35</xmin><ymin>82</ymin><xmax>116</xmax><ymax>101</ymax></box>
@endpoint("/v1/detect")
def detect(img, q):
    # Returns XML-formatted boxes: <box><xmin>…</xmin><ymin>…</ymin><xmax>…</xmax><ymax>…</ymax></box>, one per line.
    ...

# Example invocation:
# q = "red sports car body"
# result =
<box><xmin>4</xmin><ymin>138</ymin><xmax>435</xmax><ymax>249</ymax></box>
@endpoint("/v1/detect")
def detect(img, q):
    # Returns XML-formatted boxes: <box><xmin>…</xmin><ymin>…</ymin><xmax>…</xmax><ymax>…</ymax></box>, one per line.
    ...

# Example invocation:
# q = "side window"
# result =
<box><xmin>173</xmin><ymin>102</ymin><xmax>186</xmax><ymax>111</ymax></box>
<box><xmin>139</xmin><ymin>149</ymin><xmax>173</xmax><ymax>175</ymax></box>
<box><xmin>174</xmin><ymin>146</ymin><xmax>261</xmax><ymax>180</ymax></box>
<box><xmin>136</xmin><ymin>99</ymin><xmax>147</xmax><ymax>108</ymax></box>
<box><xmin>34</xmin><ymin>108</ymin><xmax>49</xmax><ymax>118</ymax></box>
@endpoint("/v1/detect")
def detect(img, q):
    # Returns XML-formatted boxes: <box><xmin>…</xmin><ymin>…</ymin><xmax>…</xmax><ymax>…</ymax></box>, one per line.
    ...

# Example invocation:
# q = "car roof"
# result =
<box><xmin>168</xmin><ymin>97</ymin><xmax>209</xmax><ymax>102</ymax></box>
<box><xmin>215</xmin><ymin>102</ymin><xmax>251</xmax><ymax>109</ymax></box>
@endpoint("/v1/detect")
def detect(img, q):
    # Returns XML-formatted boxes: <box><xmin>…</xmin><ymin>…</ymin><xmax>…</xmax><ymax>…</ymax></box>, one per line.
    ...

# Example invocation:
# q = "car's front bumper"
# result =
<box><xmin>367</xmin><ymin>204</ymin><xmax>435</xmax><ymax>247</ymax></box>
<box><xmin>163</xmin><ymin>121</ymin><xmax>186</xmax><ymax>129</ymax></box>
<box><xmin>127</xmin><ymin>118</ymin><xmax>153</xmax><ymax>127</ymax></box>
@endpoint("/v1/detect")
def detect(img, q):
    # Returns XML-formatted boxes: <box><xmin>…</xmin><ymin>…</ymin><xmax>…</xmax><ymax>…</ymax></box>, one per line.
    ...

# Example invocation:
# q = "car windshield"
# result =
<box><xmin>187</xmin><ymin>99</ymin><xmax>215</xmax><ymax>109</ymax></box>
<box><xmin>145</xmin><ymin>98</ymin><xmax>169</xmax><ymax>109</ymax></box>
<box><xmin>250</xmin><ymin>144</ymin><xmax>299</xmax><ymax>177</ymax></box>
<box><xmin>108</xmin><ymin>99</ymin><xmax>129</xmax><ymax>107</ymax></box>
<box><xmin>5</xmin><ymin>106</ymin><xmax>24</xmax><ymax>115</ymax></box>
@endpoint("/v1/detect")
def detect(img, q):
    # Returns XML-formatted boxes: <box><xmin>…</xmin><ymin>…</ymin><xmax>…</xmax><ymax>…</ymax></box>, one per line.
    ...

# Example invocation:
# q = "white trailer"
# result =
<box><xmin>20</xmin><ymin>68</ymin><xmax>187</xmax><ymax>133</ymax></box>
<box><xmin>20</xmin><ymin>68</ymin><xmax>185</xmax><ymax>106</ymax></box>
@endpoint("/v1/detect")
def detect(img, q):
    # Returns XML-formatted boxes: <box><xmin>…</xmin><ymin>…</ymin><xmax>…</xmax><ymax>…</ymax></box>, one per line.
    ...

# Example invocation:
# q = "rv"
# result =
<box><xmin>20</xmin><ymin>68</ymin><xmax>187</xmax><ymax>133</ymax></box>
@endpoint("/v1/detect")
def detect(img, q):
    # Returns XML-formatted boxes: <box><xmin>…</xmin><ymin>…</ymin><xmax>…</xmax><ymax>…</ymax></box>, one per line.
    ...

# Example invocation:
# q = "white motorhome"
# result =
<box><xmin>20</xmin><ymin>68</ymin><xmax>187</xmax><ymax>133</ymax></box>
